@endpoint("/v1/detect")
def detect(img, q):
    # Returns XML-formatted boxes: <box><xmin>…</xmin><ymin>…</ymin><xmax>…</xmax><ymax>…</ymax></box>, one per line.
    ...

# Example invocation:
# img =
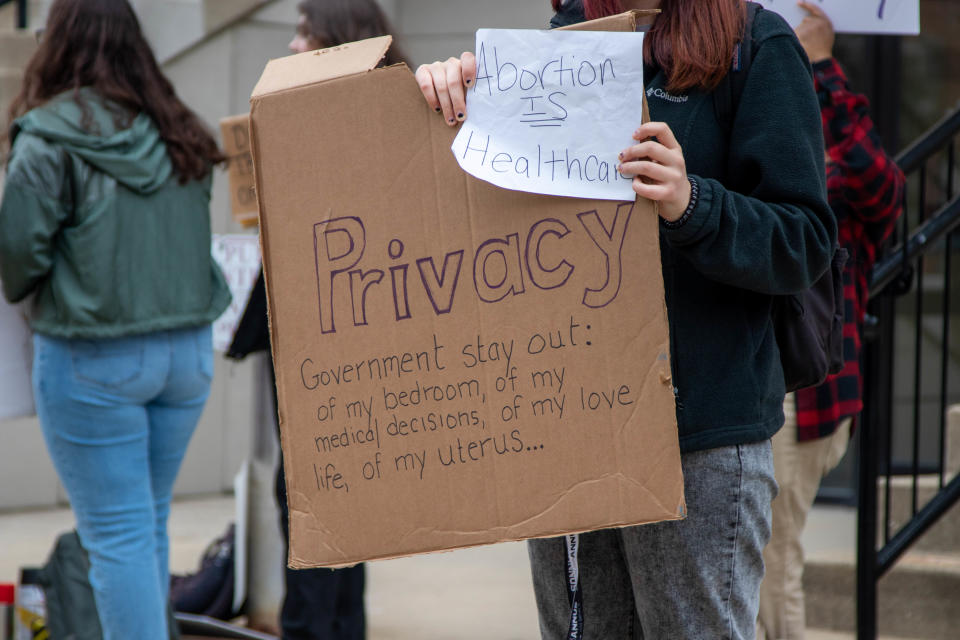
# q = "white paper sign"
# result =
<box><xmin>758</xmin><ymin>0</ymin><xmax>920</xmax><ymax>35</ymax></box>
<box><xmin>452</xmin><ymin>29</ymin><xmax>645</xmax><ymax>201</ymax></box>
<box><xmin>211</xmin><ymin>234</ymin><xmax>261</xmax><ymax>352</ymax></box>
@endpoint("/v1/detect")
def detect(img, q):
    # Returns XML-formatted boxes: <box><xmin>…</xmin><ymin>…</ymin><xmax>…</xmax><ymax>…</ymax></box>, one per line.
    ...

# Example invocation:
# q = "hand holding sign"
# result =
<box><xmin>757</xmin><ymin>0</ymin><xmax>919</xmax><ymax>35</ymax></box>
<box><xmin>618</xmin><ymin>122</ymin><xmax>691</xmax><ymax>222</ymax></box>
<box><xmin>795</xmin><ymin>2</ymin><xmax>836</xmax><ymax>63</ymax></box>
<box><xmin>416</xmin><ymin>53</ymin><xmax>477</xmax><ymax>126</ymax></box>
<box><xmin>448</xmin><ymin>28</ymin><xmax>647</xmax><ymax>202</ymax></box>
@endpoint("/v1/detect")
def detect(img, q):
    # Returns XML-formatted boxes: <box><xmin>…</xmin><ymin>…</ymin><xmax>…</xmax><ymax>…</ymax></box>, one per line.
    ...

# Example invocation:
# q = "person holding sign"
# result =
<box><xmin>417</xmin><ymin>0</ymin><xmax>836</xmax><ymax>638</ymax></box>
<box><xmin>758</xmin><ymin>4</ymin><xmax>905</xmax><ymax>639</ymax></box>
<box><xmin>0</xmin><ymin>1</ymin><xmax>230</xmax><ymax>639</ymax></box>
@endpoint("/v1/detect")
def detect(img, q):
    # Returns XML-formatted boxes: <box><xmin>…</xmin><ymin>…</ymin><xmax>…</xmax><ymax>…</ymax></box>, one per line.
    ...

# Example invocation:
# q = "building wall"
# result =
<box><xmin>0</xmin><ymin>0</ymin><xmax>556</xmax><ymax>511</ymax></box>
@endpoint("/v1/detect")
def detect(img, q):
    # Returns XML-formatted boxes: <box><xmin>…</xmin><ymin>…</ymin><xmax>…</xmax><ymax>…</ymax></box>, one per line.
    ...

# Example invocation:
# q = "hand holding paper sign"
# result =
<box><xmin>617</xmin><ymin>122</ymin><xmax>691</xmax><ymax>222</ymax></box>
<box><xmin>433</xmin><ymin>29</ymin><xmax>649</xmax><ymax>202</ymax></box>
<box><xmin>416</xmin><ymin>52</ymin><xmax>477</xmax><ymax>126</ymax></box>
<box><xmin>418</xmin><ymin>31</ymin><xmax>692</xmax><ymax>219</ymax></box>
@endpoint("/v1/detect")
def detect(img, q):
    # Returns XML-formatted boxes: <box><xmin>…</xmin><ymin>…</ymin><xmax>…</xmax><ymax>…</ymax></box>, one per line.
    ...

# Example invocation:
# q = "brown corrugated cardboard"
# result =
<box><xmin>249</xmin><ymin>11</ymin><xmax>683</xmax><ymax>568</ymax></box>
<box><xmin>220</xmin><ymin>114</ymin><xmax>258</xmax><ymax>228</ymax></box>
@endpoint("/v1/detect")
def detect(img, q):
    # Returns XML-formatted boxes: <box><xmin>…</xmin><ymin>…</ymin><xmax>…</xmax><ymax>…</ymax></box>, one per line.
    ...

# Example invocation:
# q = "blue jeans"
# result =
<box><xmin>33</xmin><ymin>326</ymin><xmax>213</xmax><ymax>640</ymax></box>
<box><xmin>528</xmin><ymin>441</ymin><xmax>777</xmax><ymax>640</ymax></box>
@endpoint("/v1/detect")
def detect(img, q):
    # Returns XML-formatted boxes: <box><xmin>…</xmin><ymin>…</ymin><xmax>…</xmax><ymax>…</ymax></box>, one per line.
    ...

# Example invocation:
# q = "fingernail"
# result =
<box><xmin>448</xmin><ymin>118</ymin><xmax>455</xmax><ymax>124</ymax></box>
<box><xmin>618</xmin><ymin>151</ymin><xmax>623</xmax><ymax>159</ymax></box>
<box><xmin>465</xmin><ymin>79</ymin><xmax>472</xmax><ymax>85</ymax></box>
<box><xmin>435</xmin><ymin>107</ymin><xmax>441</xmax><ymax>112</ymax></box>
<box><xmin>457</xmin><ymin>113</ymin><xmax>464</xmax><ymax>120</ymax></box>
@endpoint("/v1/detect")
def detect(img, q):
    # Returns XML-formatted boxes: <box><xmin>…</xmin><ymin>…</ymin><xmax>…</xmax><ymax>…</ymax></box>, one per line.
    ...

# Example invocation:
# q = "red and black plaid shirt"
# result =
<box><xmin>794</xmin><ymin>59</ymin><xmax>905</xmax><ymax>442</ymax></box>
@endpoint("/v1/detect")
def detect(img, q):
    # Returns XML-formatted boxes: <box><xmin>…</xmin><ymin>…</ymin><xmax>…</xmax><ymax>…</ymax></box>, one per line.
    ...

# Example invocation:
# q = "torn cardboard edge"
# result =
<box><xmin>249</xmin><ymin>11</ymin><xmax>683</xmax><ymax>569</ymax></box>
<box><xmin>560</xmin><ymin>8</ymin><xmax>660</xmax><ymax>32</ymax></box>
<box><xmin>251</xmin><ymin>35</ymin><xmax>393</xmax><ymax>100</ymax></box>
<box><xmin>290</xmin><ymin>448</ymin><xmax>687</xmax><ymax>569</ymax></box>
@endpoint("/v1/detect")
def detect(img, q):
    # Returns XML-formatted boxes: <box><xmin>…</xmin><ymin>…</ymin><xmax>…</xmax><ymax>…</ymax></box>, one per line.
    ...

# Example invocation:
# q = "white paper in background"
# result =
<box><xmin>452</xmin><ymin>28</ymin><xmax>645</xmax><ymax>201</ymax></box>
<box><xmin>211</xmin><ymin>234</ymin><xmax>261</xmax><ymax>352</ymax></box>
<box><xmin>757</xmin><ymin>0</ymin><xmax>920</xmax><ymax>35</ymax></box>
<box><xmin>233</xmin><ymin>460</ymin><xmax>249</xmax><ymax>616</ymax></box>
<box><xmin>0</xmin><ymin>294</ymin><xmax>34</xmax><ymax>421</ymax></box>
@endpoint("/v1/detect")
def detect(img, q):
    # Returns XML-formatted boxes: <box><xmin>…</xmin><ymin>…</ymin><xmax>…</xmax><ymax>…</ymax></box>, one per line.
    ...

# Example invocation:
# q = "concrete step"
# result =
<box><xmin>133</xmin><ymin>0</ymin><xmax>269</xmax><ymax>64</ymax></box>
<box><xmin>878</xmin><ymin>474</ymin><xmax>960</xmax><ymax>555</ymax></box>
<box><xmin>804</xmin><ymin>551</ymin><xmax>960</xmax><ymax>639</ymax></box>
<box><xmin>0</xmin><ymin>30</ymin><xmax>36</xmax><ymax>72</ymax></box>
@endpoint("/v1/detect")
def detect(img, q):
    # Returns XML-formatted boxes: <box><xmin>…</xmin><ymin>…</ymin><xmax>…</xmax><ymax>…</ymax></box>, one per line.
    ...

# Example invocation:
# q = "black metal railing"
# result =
<box><xmin>857</xmin><ymin>104</ymin><xmax>960</xmax><ymax>639</ymax></box>
<box><xmin>0</xmin><ymin>0</ymin><xmax>27</xmax><ymax>29</ymax></box>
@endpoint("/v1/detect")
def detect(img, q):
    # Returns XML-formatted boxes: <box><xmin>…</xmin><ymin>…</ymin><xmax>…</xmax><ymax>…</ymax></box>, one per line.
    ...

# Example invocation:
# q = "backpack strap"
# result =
<box><xmin>713</xmin><ymin>2</ymin><xmax>763</xmax><ymax>131</ymax></box>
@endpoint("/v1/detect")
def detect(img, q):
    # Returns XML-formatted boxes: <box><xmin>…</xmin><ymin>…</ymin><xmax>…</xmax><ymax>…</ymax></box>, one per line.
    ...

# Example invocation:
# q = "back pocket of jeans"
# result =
<box><xmin>70</xmin><ymin>339</ymin><xmax>145</xmax><ymax>388</ymax></box>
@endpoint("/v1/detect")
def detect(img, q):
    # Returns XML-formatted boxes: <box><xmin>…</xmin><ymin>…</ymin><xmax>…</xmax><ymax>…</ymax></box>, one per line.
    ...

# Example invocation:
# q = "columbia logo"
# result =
<box><xmin>646</xmin><ymin>87</ymin><xmax>689</xmax><ymax>103</ymax></box>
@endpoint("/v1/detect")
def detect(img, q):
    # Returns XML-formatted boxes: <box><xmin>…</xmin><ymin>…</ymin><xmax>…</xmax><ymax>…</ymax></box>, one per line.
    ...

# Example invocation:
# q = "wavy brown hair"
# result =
<box><xmin>298</xmin><ymin>0</ymin><xmax>411</xmax><ymax>66</ymax></box>
<box><xmin>552</xmin><ymin>0</ymin><xmax>747</xmax><ymax>92</ymax></box>
<box><xmin>4</xmin><ymin>0</ymin><xmax>222</xmax><ymax>182</ymax></box>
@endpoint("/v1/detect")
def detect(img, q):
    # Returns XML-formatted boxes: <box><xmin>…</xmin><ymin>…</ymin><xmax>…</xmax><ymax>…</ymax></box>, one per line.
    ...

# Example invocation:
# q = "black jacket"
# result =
<box><xmin>554</xmin><ymin>5</ymin><xmax>836</xmax><ymax>452</ymax></box>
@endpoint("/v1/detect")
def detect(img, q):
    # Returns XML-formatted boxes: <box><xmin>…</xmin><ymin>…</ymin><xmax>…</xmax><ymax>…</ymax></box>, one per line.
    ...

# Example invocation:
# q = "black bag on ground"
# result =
<box><xmin>169</xmin><ymin>524</ymin><xmax>237</xmax><ymax>621</ymax></box>
<box><xmin>773</xmin><ymin>248</ymin><xmax>848</xmax><ymax>392</ymax></box>
<box><xmin>39</xmin><ymin>530</ymin><xmax>181</xmax><ymax>640</ymax></box>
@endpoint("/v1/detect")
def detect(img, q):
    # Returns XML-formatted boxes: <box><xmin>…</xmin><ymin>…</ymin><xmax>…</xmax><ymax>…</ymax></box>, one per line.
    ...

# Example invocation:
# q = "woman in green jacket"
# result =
<box><xmin>0</xmin><ymin>1</ymin><xmax>230</xmax><ymax>638</ymax></box>
<box><xmin>417</xmin><ymin>0</ymin><xmax>835</xmax><ymax>637</ymax></box>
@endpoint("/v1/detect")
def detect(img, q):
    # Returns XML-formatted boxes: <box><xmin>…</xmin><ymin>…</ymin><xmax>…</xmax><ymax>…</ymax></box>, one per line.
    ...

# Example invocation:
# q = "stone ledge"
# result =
<box><xmin>804</xmin><ymin>552</ymin><xmax>960</xmax><ymax>639</ymax></box>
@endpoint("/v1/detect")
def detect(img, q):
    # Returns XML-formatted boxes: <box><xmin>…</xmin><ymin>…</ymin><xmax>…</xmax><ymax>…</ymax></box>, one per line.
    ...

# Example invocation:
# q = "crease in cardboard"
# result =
<box><xmin>289</xmin><ymin>512</ymin><xmax>347</xmax><ymax>567</ymax></box>
<box><xmin>622</xmin><ymin>345</ymin><xmax>673</xmax><ymax>428</ymax></box>
<box><xmin>394</xmin><ymin>471</ymin><xmax>679</xmax><ymax>544</ymax></box>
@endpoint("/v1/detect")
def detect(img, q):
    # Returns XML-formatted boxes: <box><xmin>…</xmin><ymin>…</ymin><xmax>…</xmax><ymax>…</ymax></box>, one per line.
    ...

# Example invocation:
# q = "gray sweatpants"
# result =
<box><xmin>528</xmin><ymin>441</ymin><xmax>776</xmax><ymax>640</ymax></box>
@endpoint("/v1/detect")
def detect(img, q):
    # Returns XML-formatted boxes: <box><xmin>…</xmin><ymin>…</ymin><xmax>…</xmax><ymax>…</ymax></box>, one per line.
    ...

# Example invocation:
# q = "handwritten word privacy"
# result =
<box><xmin>311</xmin><ymin>203</ymin><xmax>634</xmax><ymax>334</ymax></box>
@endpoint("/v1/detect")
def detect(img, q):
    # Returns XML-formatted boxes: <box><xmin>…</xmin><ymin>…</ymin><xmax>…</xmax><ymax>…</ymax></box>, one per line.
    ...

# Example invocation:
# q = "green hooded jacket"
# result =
<box><xmin>0</xmin><ymin>89</ymin><xmax>230</xmax><ymax>338</ymax></box>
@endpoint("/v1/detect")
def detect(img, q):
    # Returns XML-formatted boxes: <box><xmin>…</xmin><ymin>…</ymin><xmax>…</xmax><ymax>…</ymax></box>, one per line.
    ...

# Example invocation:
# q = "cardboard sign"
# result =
<box><xmin>249</xmin><ymin>12</ymin><xmax>683</xmax><ymax>568</ymax></box>
<box><xmin>758</xmin><ymin>0</ymin><xmax>920</xmax><ymax>35</ymax></box>
<box><xmin>211</xmin><ymin>234</ymin><xmax>261</xmax><ymax>352</ymax></box>
<box><xmin>220</xmin><ymin>114</ymin><xmax>259</xmax><ymax>228</ymax></box>
<box><xmin>452</xmin><ymin>28</ymin><xmax>645</xmax><ymax>201</ymax></box>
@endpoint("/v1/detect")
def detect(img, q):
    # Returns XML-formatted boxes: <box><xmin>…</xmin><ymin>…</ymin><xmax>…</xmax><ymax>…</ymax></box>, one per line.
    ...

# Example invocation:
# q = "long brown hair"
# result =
<box><xmin>298</xmin><ymin>0</ymin><xmax>411</xmax><ymax>66</ymax></box>
<box><xmin>551</xmin><ymin>0</ymin><xmax>746</xmax><ymax>92</ymax></box>
<box><xmin>5</xmin><ymin>0</ymin><xmax>222</xmax><ymax>182</ymax></box>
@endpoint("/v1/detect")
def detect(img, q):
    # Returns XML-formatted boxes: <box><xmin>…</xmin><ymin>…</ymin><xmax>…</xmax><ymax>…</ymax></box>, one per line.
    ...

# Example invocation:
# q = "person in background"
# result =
<box><xmin>0</xmin><ymin>1</ymin><xmax>230</xmax><ymax>638</ymax></box>
<box><xmin>417</xmin><ymin>0</ymin><xmax>836</xmax><ymax>637</ymax></box>
<box><xmin>290</xmin><ymin>0</ymin><xmax>409</xmax><ymax>57</ymax></box>
<box><xmin>757</xmin><ymin>3</ymin><xmax>905</xmax><ymax>639</ymax></box>
<box><xmin>228</xmin><ymin>2</ymin><xmax>410</xmax><ymax>638</ymax></box>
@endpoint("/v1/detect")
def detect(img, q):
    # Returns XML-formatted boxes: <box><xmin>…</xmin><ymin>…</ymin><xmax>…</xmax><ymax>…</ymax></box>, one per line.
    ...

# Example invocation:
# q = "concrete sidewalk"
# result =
<box><xmin>0</xmin><ymin>494</ymin><xmax>541</xmax><ymax>639</ymax></box>
<box><xmin>0</xmin><ymin>494</ymin><xmax>905</xmax><ymax>639</ymax></box>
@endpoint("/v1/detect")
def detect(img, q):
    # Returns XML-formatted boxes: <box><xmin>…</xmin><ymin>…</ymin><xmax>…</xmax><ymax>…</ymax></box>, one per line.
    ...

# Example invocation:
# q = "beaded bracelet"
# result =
<box><xmin>662</xmin><ymin>176</ymin><xmax>699</xmax><ymax>230</ymax></box>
